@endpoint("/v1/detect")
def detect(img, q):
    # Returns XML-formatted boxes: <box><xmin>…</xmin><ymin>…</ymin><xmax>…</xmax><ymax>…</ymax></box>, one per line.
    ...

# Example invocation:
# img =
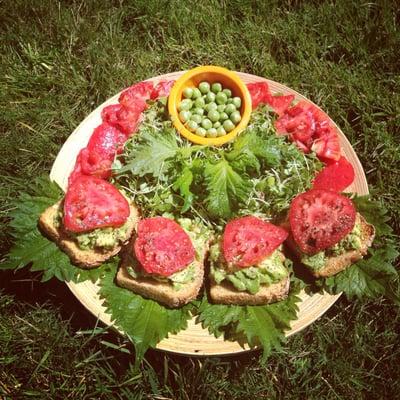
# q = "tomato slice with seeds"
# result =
<box><xmin>247</xmin><ymin>82</ymin><xmax>273</xmax><ymax>110</ymax></box>
<box><xmin>118</xmin><ymin>81</ymin><xmax>154</xmax><ymax>110</ymax></box>
<box><xmin>312</xmin><ymin>156</ymin><xmax>355</xmax><ymax>192</ymax></box>
<box><xmin>268</xmin><ymin>94</ymin><xmax>295</xmax><ymax>116</ymax></box>
<box><xmin>222</xmin><ymin>216</ymin><xmax>288</xmax><ymax>268</ymax></box>
<box><xmin>64</xmin><ymin>175</ymin><xmax>130</xmax><ymax>233</ymax></box>
<box><xmin>289</xmin><ymin>189</ymin><xmax>356</xmax><ymax>255</ymax></box>
<box><xmin>134</xmin><ymin>217</ymin><xmax>195</xmax><ymax>277</ymax></box>
<box><xmin>150</xmin><ymin>80</ymin><xmax>175</xmax><ymax>99</ymax></box>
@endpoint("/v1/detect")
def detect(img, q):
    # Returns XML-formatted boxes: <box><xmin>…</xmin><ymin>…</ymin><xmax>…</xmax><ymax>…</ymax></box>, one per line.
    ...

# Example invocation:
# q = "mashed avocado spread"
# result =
<box><xmin>126</xmin><ymin>218</ymin><xmax>210</xmax><ymax>291</ymax></box>
<box><xmin>209</xmin><ymin>242</ymin><xmax>289</xmax><ymax>295</ymax></box>
<box><xmin>301</xmin><ymin>221</ymin><xmax>363</xmax><ymax>272</ymax></box>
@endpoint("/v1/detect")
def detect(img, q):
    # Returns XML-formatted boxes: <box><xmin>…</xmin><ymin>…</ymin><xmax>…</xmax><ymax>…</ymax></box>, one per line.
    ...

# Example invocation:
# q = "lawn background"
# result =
<box><xmin>1</xmin><ymin>0</ymin><xmax>399</xmax><ymax>398</ymax></box>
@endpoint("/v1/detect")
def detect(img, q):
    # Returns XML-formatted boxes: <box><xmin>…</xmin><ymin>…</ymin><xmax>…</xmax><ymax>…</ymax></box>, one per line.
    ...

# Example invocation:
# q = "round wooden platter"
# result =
<box><xmin>50</xmin><ymin>71</ymin><xmax>368</xmax><ymax>356</ymax></box>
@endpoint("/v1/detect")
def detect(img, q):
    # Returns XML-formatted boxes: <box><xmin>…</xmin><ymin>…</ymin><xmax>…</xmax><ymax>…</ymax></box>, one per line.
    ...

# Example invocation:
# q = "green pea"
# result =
<box><xmin>213</xmin><ymin>121</ymin><xmax>221</xmax><ymax>128</ymax></box>
<box><xmin>216</xmin><ymin>92</ymin><xmax>228</xmax><ymax>105</ymax></box>
<box><xmin>198</xmin><ymin>81</ymin><xmax>210</xmax><ymax>94</ymax></box>
<box><xmin>223</xmin><ymin>119</ymin><xmax>235</xmax><ymax>132</ymax></box>
<box><xmin>201</xmin><ymin>118</ymin><xmax>213</xmax><ymax>130</ymax></box>
<box><xmin>194</xmin><ymin>97</ymin><xmax>205</xmax><ymax>108</ymax></box>
<box><xmin>217</xmin><ymin>104</ymin><xmax>226</xmax><ymax>113</ymax></box>
<box><xmin>195</xmin><ymin>127</ymin><xmax>206</xmax><ymax>137</ymax></box>
<box><xmin>192</xmin><ymin>107</ymin><xmax>204</xmax><ymax>116</ymax></box>
<box><xmin>217</xmin><ymin>126</ymin><xmax>226</xmax><ymax>136</ymax></box>
<box><xmin>205</xmin><ymin>102</ymin><xmax>217</xmax><ymax>112</ymax></box>
<box><xmin>226</xmin><ymin>98</ymin><xmax>233</xmax><ymax>104</ymax></box>
<box><xmin>183</xmin><ymin>87</ymin><xmax>194</xmax><ymax>99</ymax></box>
<box><xmin>225</xmin><ymin>103</ymin><xmax>236</xmax><ymax>115</ymax></box>
<box><xmin>179</xmin><ymin>110</ymin><xmax>191</xmax><ymax>123</ymax></box>
<box><xmin>211</xmin><ymin>82</ymin><xmax>222</xmax><ymax>93</ymax></box>
<box><xmin>178</xmin><ymin>99</ymin><xmax>192</xmax><ymax>111</ymax></box>
<box><xmin>219</xmin><ymin>112</ymin><xmax>229</xmax><ymax>121</ymax></box>
<box><xmin>206</xmin><ymin>128</ymin><xmax>218</xmax><ymax>138</ymax></box>
<box><xmin>208</xmin><ymin>110</ymin><xmax>220</xmax><ymax>122</ymax></box>
<box><xmin>232</xmin><ymin>97</ymin><xmax>241</xmax><ymax>108</ymax></box>
<box><xmin>222</xmin><ymin>88</ymin><xmax>232</xmax><ymax>98</ymax></box>
<box><xmin>192</xmin><ymin>88</ymin><xmax>202</xmax><ymax>99</ymax></box>
<box><xmin>230</xmin><ymin>111</ymin><xmax>241</xmax><ymax>124</ymax></box>
<box><xmin>191</xmin><ymin>114</ymin><xmax>202</xmax><ymax>124</ymax></box>
<box><xmin>186</xmin><ymin>120</ymin><xmax>198</xmax><ymax>132</ymax></box>
<box><xmin>205</xmin><ymin>92</ymin><xmax>216</xmax><ymax>103</ymax></box>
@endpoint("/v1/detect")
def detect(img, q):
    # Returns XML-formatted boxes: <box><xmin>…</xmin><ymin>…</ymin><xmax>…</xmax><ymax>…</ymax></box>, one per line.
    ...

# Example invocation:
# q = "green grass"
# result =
<box><xmin>1</xmin><ymin>0</ymin><xmax>399</xmax><ymax>398</ymax></box>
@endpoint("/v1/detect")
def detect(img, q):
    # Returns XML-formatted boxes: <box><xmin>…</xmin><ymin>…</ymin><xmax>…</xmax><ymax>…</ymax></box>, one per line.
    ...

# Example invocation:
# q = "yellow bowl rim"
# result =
<box><xmin>168</xmin><ymin>66</ymin><xmax>252</xmax><ymax>146</ymax></box>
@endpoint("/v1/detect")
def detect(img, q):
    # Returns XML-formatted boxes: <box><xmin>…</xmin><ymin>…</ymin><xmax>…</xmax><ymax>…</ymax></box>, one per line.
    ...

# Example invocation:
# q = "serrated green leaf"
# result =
<box><xmin>204</xmin><ymin>159</ymin><xmax>252</xmax><ymax>218</ymax></box>
<box><xmin>119</xmin><ymin>127</ymin><xmax>178</xmax><ymax>178</ymax></box>
<box><xmin>197</xmin><ymin>288</ymin><xmax>301</xmax><ymax>361</ymax></box>
<box><xmin>172</xmin><ymin>167</ymin><xmax>194</xmax><ymax>212</ymax></box>
<box><xmin>98</xmin><ymin>265</ymin><xmax>193</xmax><ymax>365</ymax></box>
<box><xmin>3</xmin><ymin>175</ymin><xmax>103</xmax><ymax>284</ymax></box>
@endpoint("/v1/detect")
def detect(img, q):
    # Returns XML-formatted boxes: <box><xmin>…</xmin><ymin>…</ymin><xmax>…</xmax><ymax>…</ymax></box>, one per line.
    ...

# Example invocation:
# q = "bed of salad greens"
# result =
<box><xmin>4</xmin><ymin>96</ymin><xmax>399</xmax><ymax>365</ymax></box>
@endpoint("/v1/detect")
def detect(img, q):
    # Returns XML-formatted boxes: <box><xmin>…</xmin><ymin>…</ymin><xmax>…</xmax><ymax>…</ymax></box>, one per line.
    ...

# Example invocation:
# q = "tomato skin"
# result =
<box><xmin>289</xmin><ymin>189</ymin><xmax>356</xmax><ymax>255</ymax></box>
<box><xmin>275</xmin><ymin>101</ymin><xmax>342</xmax><ymax>162</ymax></box>
<box><xmin>64</xmin><ymin>175</ymin><xmax>130</xmax><ymax>233</ymax></box>
<box><xmin>222</xmin><ymin>216</ymin><xmax>288</xmax><ymax>268</ymax></box>
<box><xmin>150</xmin><ymin>80</ymin><xmax>175</xmax><ymax>99</ymax></box>
<box><xmin>119</xmin><ymin>81</ymin><xmax>154</xmax><ymax>110</ymax></box>
<box><xmin>134</xmin><ymin>217</ymin><xmax>195</xmax><ymax>277</ymax></box>
<box><xmin>247</xmin><ymin>82</ymin><xmax>273</xmax><ymax>110</ymax></box>
<box><xmin>312</xmin><ymin>156</ymin><xmax>355</xmax><ymax>192</ymax></box>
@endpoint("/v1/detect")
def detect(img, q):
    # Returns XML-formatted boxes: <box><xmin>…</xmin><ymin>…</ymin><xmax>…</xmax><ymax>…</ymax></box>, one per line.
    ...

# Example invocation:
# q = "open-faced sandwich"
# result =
<box><xmin>116</xmin><ymin>216</ymin><xmax>210</xmax><ymax>308</ymax></box>
<box><xmin>286</xmin><ymin>189</ymin><xmax>375</xmax><ymax>277</ymax></box>
<box><xmin>39</xmin><ymin>175</ymin><xmax>139</xmax><ymax>268</ymax></box>
<box><xmin>209</xmin><ymin>216</ymin><xmax>290</xmax><ymax>305</ymax></box>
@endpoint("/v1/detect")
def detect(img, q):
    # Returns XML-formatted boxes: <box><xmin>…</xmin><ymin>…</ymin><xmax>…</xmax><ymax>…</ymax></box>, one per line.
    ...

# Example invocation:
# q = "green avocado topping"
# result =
<box><xmin>301</xmin><ymin>221</ymin><xmax>363</xmax><ymax>272</ymax></box>
<box><xmin>209</xmin><ymin>243</ymin><xmax>289</xmax><ymax>295</ymax></box>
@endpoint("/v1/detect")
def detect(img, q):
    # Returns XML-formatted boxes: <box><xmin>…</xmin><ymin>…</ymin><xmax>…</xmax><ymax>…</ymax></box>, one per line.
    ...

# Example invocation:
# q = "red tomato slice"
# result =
<box><xmin>78</xmin><ymin>148</ymin><xmax>113</xmax><ymax>180</ymax></box>
<box><xmin>118</xmin><ymin>81</ymin><xmax>154</xmax><ymax>110</ymax></box>
<box><xmin>289</xmin><ymin>189</ymin><xmax>356</xmax><ymax>255</ymax></box>
<box><xmin>87</xmin><ymin>123</ymin><xmax>127</xmax><ymax>156</ymax></box>
<box><xmin>64</xmin><ymin>175</ymin><xmax>130</xmax><ymax>233</ymax></box>
<box><xmin>311</xmin><ymin>127</ymin><xmax>341</xmax><ymax>162</ymax></box>
<box><xmin>134</xmin><ymin>217</ymin><xmax>195</xmax><ymax>277</ymax></box>
<box><xmin>150</xmin><ymin>80</ymin><xmax>175</xmax><ymax>99</ymax></box>
<box><xmin>101</xmin><ymin>103</ymin><xmax>143</xmax><ymax>136</ymax></box>
<box><xmin>222</xmin><ymin>216</ymin><xmax>288</xmax><ymax>268</ymax></box>
<box><xmin>268</xmin><ymin>94</ymin><xmax>295</xmax><ymax>116</ymax></box>
<box><xmin>312</xmin><ymin>156</ymin><xmax>355</xmax><ymax>192</ymax></box>
<box><xmin>247</xmin><ymin>82</ymin><xmax>273</xmax><ymax>110</ymax></box>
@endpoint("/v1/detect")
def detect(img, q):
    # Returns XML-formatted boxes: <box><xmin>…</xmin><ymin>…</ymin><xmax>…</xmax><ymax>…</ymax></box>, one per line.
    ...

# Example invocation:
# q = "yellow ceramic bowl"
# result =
<box><xmin>168</xmin><ymin>66</ymin><xmax>252</xmax><ymax>146</ymax></box>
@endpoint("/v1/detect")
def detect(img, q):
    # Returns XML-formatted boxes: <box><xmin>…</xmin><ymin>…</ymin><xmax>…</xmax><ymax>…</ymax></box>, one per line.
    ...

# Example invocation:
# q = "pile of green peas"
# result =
<box><xmin>178</xmin><ymin>81</ymin><xmax>242</xmax><ymax>138</ymax></box>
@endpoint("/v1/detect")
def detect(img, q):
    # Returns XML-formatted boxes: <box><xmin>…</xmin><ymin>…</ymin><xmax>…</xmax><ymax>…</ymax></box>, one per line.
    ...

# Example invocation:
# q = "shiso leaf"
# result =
<box><xmin>197</xmin><ymin>284</ymin><xmax>301</xmax><ymax>361</ymax></box>
<box><xmin>98</xmin><ymin>263</ymin><xmax>193</xmax><ymax>365</ymax></box>
<box><xmin>204</xmin><ymin>159</ymin><xmax>252</xmax><ymax>219</ymax></box>
<box><xmin>3</xmin><ymin>176</ymin><xmax>102</xmax><ymax>283</ymax></box>
<box><xmin>318</xmin><ymin>195</ymin><xmax>400</xmax><ymax>303</ymax></box>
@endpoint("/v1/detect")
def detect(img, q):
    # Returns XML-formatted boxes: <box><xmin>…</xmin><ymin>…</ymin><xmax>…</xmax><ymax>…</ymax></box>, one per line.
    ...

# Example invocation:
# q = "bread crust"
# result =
<box><xmin>286</xmin><ymin>213</ymin><xmax>375</xmax><ymax>278</ymax></box>
<box><xmin>38</xmin><ymin>201</ymin><xmax>139</xmax><ymax>269</ymax></box>
<box><xmin>209</xmin><ymin>276</ymin><xmax>290</xmax><ymax>305</ymax></box>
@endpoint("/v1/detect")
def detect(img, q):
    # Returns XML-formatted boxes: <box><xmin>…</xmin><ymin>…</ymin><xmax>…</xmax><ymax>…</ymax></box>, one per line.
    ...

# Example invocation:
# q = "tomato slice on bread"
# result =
<box><xmin>134</xmin><ymin>217</ymin><xmax>195</xmax><ymax>277</ymax></box>
<box><xmin>312</xmin><ymin>156</ymin><xmax>355</xmax><ymax>192</ymax></box>
<box><xmin>289</xmin><ymin>189</ymin><xmax>356</xmax><ymax>255</ymax></box>
<box><xmin>222</xmin><ymin>216</ymin><xmax>288</xmax><ymax>268</ymax></box>
<box><xmin>64</xmin><ymin>176</ymin><xmax>130</xmax><ymax>233</ymax></box>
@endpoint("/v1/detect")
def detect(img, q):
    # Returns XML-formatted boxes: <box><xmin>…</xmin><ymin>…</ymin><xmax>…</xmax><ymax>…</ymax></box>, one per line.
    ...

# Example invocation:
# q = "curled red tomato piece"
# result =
<box><xmin>268</xmin><ymin>94</ymin><xmax>295</xmax><ymax>116</ymax></box>
<box><xmin>118</xmin><ymin>81</ymin><xmax>154</xmax><ymax>110</ymax></box>
<box><xmin>289</xmin><ymin>189</ymin><xmax>356</xmax><ymax>254</ymax></box>
<box><xmin>134</xmin><ymin>217</ymin><xmax>195</xmax><ymax>277</ymax></box>
<box><xmin>222</xmin><ymin>216</ymin><xmax>288</xmax><ymax>268</ymax></box>
<box><xmin>151</xmin><ymin>80</ymin><xmax>175</xmax><ymax>99</ymax></box>
<box><xmin>312</xmin><ymin>156</ymin><xmax>355</xmax><ymax>192</ymax></box>
<box><xmin>64</xmin><ymin>175</ymin><xmax>130</xmax><ymax>233</ymax></box>
<box><xmin>247</xmin><ymin>82</ymin><xmax>273</xmax><ymax>110</ymax></box>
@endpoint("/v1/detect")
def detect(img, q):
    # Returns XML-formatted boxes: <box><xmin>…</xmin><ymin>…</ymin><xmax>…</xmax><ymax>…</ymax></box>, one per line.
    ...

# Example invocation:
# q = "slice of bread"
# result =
<box><xmin>286</xmin><ymin>213</ymin><xmax>375</xmax><ymax>278</ymax></box>
<box><xmin>209</xmin><ymin>248</ymin><xmax>290</xmax><ymax>306</ymax></box>
<box><xmin>116</xmin><ymin>252</ymin><xmax>205</xmax><ymax>308</ymax></box>
<box><xmin>38</xmin><ymin>201</ymin><xmax>139</xmax><ymax>269</ymax></box>
<box><xmin>209</xmin><ymin>276</ymin><xmax>290</xmax><ymax>306</ymax></box>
